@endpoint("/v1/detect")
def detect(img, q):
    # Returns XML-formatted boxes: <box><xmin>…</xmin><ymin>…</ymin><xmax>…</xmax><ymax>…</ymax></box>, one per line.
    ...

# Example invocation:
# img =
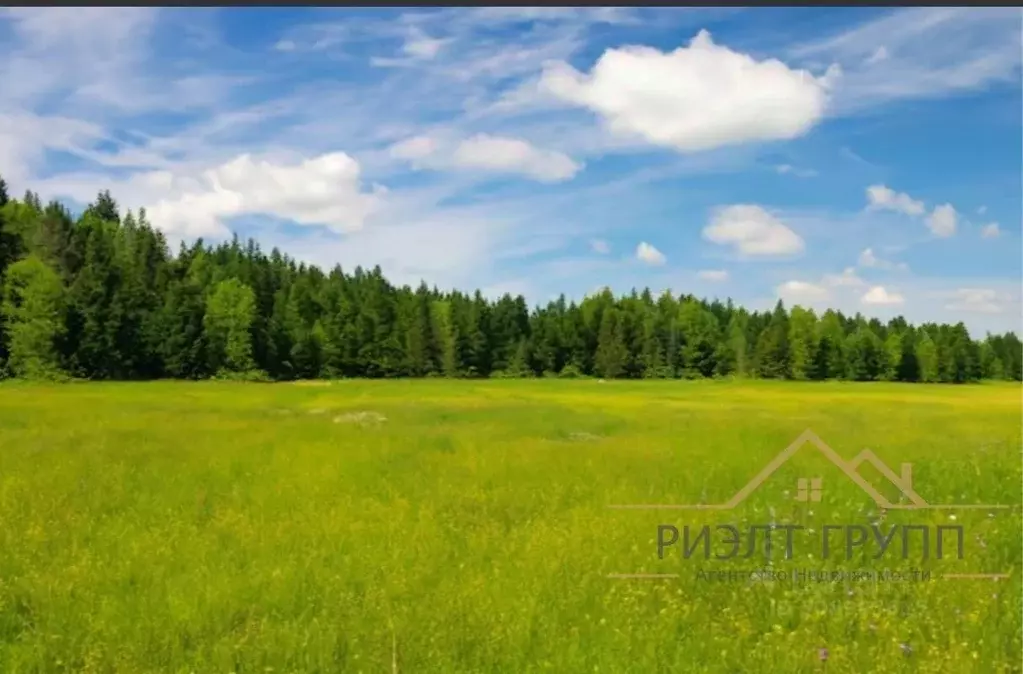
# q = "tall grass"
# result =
<box><xmin>0</xmin><ymin>380</ymin><xmax>1018</xmax><ymax>672</ymax></box>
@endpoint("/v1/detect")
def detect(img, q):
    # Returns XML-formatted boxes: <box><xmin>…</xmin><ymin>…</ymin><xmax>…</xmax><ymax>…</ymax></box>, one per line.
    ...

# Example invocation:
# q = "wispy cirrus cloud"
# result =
<box><xmin>789</xmin><ymin>7</ymin><xmax>1023</xmax><ymax>113</ymax></box>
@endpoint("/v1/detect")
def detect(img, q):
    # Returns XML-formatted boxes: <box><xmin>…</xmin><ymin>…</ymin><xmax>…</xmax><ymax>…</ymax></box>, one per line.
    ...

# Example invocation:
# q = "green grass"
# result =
<box><xmin>0</xmin><ymin>379</ymin><xmax>1019</xmax><ymax>673</ymax></box>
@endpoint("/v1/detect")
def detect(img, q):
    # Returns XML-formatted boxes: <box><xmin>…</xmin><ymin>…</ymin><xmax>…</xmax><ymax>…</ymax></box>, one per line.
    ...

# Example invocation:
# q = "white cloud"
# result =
<box><xmin>0</xmin><ymin>112</ymin><xmax>105</xmax><ymax>183</ymax></box>
<box><xmin>791</xmin><ymin>8</ymin><xmax>1023</xmax><ymax>114</ymax></box>
<box><xmin>980</xmin><ymin>222</ymin><xmax>1000</xmax><ymax>239</ymax></box>
<box><xmin>402</xmin><ymin>29</ymin><xmax>449</xmax><ymax>60</ymax></box>
<box><xmin>775</xmin><ymin>164</ymin><xmax>817</xmax><ymax>178</ymax></box>
<box><xmin>703</xmin><ymin>204</ymin><xmax>804</xmax><ymax>257</ymax></box>
<box><xmin>865</xmin><ymin>46</ymin><xmax>888</xmax><ymax>65</ymax></box>
<box><xmin>943</xmin><ymin>288</ymin><xmax>1011</xmax><ymax>314</ymax></box>
<box><xmin>778</xmin><ymin>280</ymin><xmax>831</xmax><ymax>305</ymax></box>
<box><xmin>468</xmin><ymin>7</ymin><xmax>638</xmax><ymax>26</ymax></box>
<box><xmin>857</xmin><ymin>247</ymin><xmax>908</xmax><ymax>271</ymax></box>
<box><xmin>54</xmin><ymin>152</ymin><xmax>385</xmax><ymax>240</ymax></box>
<box><xmin>636</xmin><ymin>241</ymin><xmax>666</xmax><ymax>266</ymax></box>
<box><xmin>864</xmin><ymin>185</ymin><xmax>957</xmax><ymax>239</ymax></box>
<box><xmin>540</xmin><ymin>29</ymin><xmax>834</xmax><ymax>153</ymax></box>
<box><xmin>858</xmin><ymin>248</ymin><xmax>879</xmax><ymax>267</ymax></box>
<box><xmin>861</xmin><ymin>286</ymin><xmax>905</xmax><ymax>306</ymax></box>
<box><xmin>865</xmin><ymin>184</ymin><xmax>925</xmax><ymax>216</ymax></box>
<box><xmin>697</xmin><ymin>269</ymin><xmax>729</xmax><ymax>282</ymax></box>
<box><xmin>977</xmin><ymin>205</ymin><xmax>987</xmax><ymax>215</ymax></box>
<box><xmin>452</xmin><ymin>134</ymin><xmax>581</xmax><ymax>182</ymax></box>
<box><xmin>388</xmin><ymin>133</ymin><xmax>582</xmax><ymax>182</ymax></box>
<box><xmin>822</xmin><ymin>266</ymin><xmax>865</xmax><ymax>288</ymax></box>
<box><xmin>926</xmin><ymin>203</ymin><xmax>957</xmax><ymax>237</ymax></box>
<box><xmin>766</xmin><ymin>273</ymin><xmax>1019</xmax><ymax>337</ymax></box>
<box><xmin>388</xmin><ymin>135</ymin><xmax>440</xmax><ymax>161</ymax></box>
<box><xmin>590</xmin><ymin>238</ymin><xmax>610</xmax><ymax>254</ymax></box>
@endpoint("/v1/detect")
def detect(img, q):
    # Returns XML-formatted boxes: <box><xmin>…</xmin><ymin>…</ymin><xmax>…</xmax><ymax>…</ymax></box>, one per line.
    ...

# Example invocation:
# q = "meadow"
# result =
<box><xmin>0</xmin><ymin>379</ymin><xmax>1019</xmax><ymax>673</ymax></box>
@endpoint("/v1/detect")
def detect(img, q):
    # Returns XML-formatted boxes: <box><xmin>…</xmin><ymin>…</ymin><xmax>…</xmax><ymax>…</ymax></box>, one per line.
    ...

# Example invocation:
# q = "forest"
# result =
<box><xmin>0</xmin><ymin>178</ymin><xmax>1020</xmax><ymax>383</ymax></box>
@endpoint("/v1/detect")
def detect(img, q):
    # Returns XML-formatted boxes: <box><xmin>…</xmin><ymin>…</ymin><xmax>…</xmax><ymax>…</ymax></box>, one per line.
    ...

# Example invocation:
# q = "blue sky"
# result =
<box><xmin>1</xmin><ymin>7</ymin><xmax>1020</xmax><ymax>335</ymax></box>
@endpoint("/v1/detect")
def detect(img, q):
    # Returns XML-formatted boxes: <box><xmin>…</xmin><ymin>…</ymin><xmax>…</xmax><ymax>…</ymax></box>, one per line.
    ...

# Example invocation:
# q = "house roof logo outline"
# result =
<box><xmin>609</xmin><ymin>428</ymin><xmax>1012</xmax><ymax>511</ymax></box>
<box><xmin>718</xmin><ymin>428</ymin><xmax>926</xmax><ymax>510</ymax></box>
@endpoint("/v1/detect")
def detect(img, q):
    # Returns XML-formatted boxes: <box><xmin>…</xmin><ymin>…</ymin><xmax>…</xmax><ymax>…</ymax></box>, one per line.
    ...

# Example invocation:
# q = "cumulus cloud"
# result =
<box><xmin>119</xmin><ymin>152</ymin><xmax>383</xmax><ymax>239</ymax></box>
<box><xmin>388</xmin><ymin>133</ymin><xmax>581</xmax><ymax>182</ymax></box>
<box><xmin>388</xmin><ymin>135</ymin><xmax>440</xmax><ymax>161</ymax></box>
<box><xmin>926</xmin><ymin>203</ymin><xmax>957</xmax><ymax>237</ymax></box>
<box><xmin>703</xmin><ymin>204</ymin><xmax>804</xmax><ymax>256</ymax></box>
<box><xmin>539</xmin><ymin>29</ymin><xmax>835</xmax><ymax>153</ymax></box>
<box><xmin>865</xmin><ymin>184</ymin><xmax>925</xmax><ymax>216</ymax></box>
<box><xmin>857</xmin><ymin>247</ymin><xmax>908</xmax><ymax>271</ymax></box>
<box><xmin>861</xmin><ymin>286</ymin><xmax>905</xmax><ymax>306</ymax></box>
<box><xmin>865</xmin><ymin>185</ymin><xmax>958</xmax><ymax>238</ymax></box>
<box><xmin>778</xmin><ymin>270</ymin><xmax>905</xmax><ymax>311</ymax></box>
<box><xmin>943</xmin><ymin>288</ymin><xmax>1011</xmax><ymax>314</ymax></box>
<box><xmin>697</xmin><ymin>269</ymin><xmax>728</xmax><ymax>282</ymax></box>
<box><xmin>858</xmin><ymin>248</ymin><xmax>879</xmax><ymax>267</ymax></box>
<box><xmin>635</xmin><ymin>241</ymin><xmax>666</xmax><ymax>266</ymax></box>
<box><xmin>453</xmin><ymin>134</ymin><xmax>581</xmax><ymax>182</ymax></box>
<box><xmin>980</xmin><ymin>222</ymin><xmax>1000</xmax><ymax>239</ymax></box>
<box><xmin>590</xmin><ymin>238</ymin><xmax>610</xmax><ymax>254</ymax></box>
<box><xmin>778</xmin><ymin>280</ymin><xmax>830</xmax><ymax>305</ymax></box>
<box><xmin>822</xmin><ymin>266</ymin><xmax>865</xmax><ymax>288</ymax></box>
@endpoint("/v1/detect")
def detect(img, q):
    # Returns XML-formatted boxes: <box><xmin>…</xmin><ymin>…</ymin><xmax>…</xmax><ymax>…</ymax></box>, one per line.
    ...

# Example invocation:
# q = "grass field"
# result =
<box><xmin>0</xmin><ymin>379</ymin><xmax>1019</xmax><ymax>673</ymax></box>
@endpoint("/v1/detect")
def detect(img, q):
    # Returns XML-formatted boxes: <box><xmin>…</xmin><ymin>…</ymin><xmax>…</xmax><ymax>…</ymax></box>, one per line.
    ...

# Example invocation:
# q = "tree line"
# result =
<box><xmin>0</xmin><ymin>179</ymin><xmax>1019</xmax><ymax>383</ymax></box>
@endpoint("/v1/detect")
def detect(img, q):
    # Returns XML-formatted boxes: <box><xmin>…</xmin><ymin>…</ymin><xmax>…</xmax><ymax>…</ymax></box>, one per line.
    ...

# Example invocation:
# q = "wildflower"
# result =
<box><xmin>948</xmin><ymin>514</ymin><xmax>957</xmax><ymax>522</ymax></box>
<box><xmin>900</xmin><ymin>643</ymin><xmax>912</xmax><ymax>656</ymax></box>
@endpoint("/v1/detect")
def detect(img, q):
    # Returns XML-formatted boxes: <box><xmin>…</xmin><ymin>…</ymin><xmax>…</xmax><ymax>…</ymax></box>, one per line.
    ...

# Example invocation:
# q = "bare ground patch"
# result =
<box><xmin>333</xmin><ymin>411</ymin><xmax>388</xmax><ymax>426</ymax></box>
<box><xmin>567</xmin><ymin>431</ymin><xmax>602</xmax><ymax>442</ymax></box>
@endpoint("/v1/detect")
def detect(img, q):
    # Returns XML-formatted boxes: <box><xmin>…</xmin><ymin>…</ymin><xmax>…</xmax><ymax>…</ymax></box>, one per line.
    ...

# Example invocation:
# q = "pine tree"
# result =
<box><xmin>678</xmin><ymin>299</ymin><xmax>718</xmax><ymax>378</ymax></box>
<box><xmin>814</xmin><ymin>310</ymin><xmax>846</xmax><ymax>379</ymax></box>
<box><xmin>787</xmin><ymin>306</ymin><xmax>818</xmax><ymax>380</ymax></box>
<box><xmin>755</xmin><ymin>300</ymin><xmax>791</xmax><ymax>379</ymax></box>
<box><xmin>594</xmin><ymin>307</ymin><xmax>627</xmax><ymax>378</ymax></box>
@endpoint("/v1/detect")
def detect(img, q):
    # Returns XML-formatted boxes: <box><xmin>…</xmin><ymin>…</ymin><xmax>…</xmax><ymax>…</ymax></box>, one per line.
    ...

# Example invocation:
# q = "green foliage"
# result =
<box><xmin>1</xmin><ymin>255</ymin><xmax>66</xmax><ymax>378</ymax></box>
<box><xmin>0</xmin><ymin>176</ymin><xmax>1018</xmax><ymax>384</ymax></box>
<box><xmin>203</xmin><ymin>278</ymin><xmax>257</xmax><ymax>373</ymax></box>
<box><xmin>916</xmin><ymin>331</ymin><xmax>940</xmax><ymax>383</ymax></box>
<box><xmin>556</xmin><ymin>363</ymin><xmax>586</xmax><ymax>379</ymax></box>
<box><xmin>211</xmin><ymin>368</ymin><xmax>271</xmax><ymax>382</ymax></box>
